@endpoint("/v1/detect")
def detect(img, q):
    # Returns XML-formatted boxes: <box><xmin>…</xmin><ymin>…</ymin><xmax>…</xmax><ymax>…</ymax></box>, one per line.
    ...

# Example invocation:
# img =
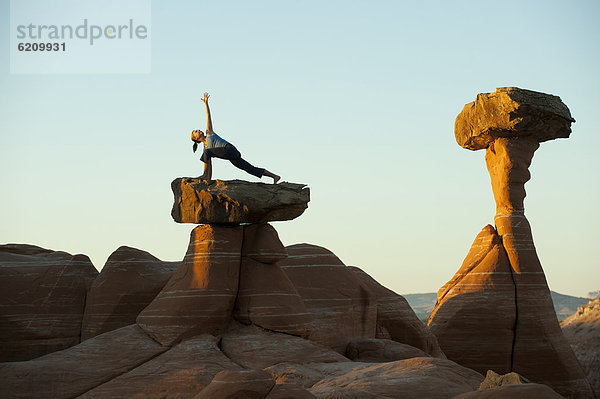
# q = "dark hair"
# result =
<box><xmin>192</xmin><ymin>141</ymin><xmax>198</xmax><ymax>153</ymax></box>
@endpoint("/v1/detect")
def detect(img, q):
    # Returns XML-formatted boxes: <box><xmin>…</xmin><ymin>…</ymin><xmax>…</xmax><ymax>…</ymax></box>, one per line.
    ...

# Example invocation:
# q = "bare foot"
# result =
<box><xmin>273</xmin><ymin>175</ymin><xmax>281</xmax><ymax>184</ymax></box>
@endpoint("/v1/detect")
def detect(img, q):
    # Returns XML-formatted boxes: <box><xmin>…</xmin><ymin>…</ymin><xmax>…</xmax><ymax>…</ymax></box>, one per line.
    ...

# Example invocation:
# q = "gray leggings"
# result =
<box><xmin>201</xmin><ymin>144</ymin><xmax>265</xmax><ymax>178</ymax></box>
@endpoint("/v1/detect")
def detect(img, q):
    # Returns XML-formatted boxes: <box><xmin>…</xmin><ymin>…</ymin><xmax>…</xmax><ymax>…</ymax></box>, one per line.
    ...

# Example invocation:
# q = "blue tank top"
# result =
<box><xmin>205</xmin><ymin>133</ymin><xmax>230</xmax><ymax>149</ymax></box>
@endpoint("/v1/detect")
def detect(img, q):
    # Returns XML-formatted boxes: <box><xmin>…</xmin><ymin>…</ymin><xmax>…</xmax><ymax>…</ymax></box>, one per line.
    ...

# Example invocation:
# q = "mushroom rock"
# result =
<box><xmin>171</xmin><ymin>178</ymin><xmax>310</xmax><ymax>224</ymax></box>
<box><xmin>349</xmin><ymin>266</ymin><xmax>444</xmax><ymax>358</ymax></box>
<box><xmin>78</xmin><ymin>334</ymin><xmax>242</xmax><ymax>398</ymax></box>
<box><xmin>0</xmin><ymin>244</ymin><xmax>98</xmax><ymax>361</ymax></box>
<box><xmin>136</xmin><ymin>225</ymin><xmax>243</xmax><ymax>345</ymax></box>
<box><xmin>81</xmin><ymin>246</ymin><xmax>179</xmax><ymax>341</ymax></box>
<box><xmin>428</xmin><ymin>225</ymin><xmax>516</xmax><ymax>374</ymax></box>
<box><xmin>0</xmin><ymin>325</ymin><xmax>166</xmax><ymax>399</ymax></box>
<box><xmin>278</xmin><ymin>244</ymin><xmax>378</xmax><ymax>353</ymax></box>
<box><xmin>234</xmin><ymin>257</ymin><xmax>313</xmax><ymax>338</ymax></box>
<box><xmin>442</xmin><ymin>87</ymin><xmax>594</xmax><ymax>398</ymax></box>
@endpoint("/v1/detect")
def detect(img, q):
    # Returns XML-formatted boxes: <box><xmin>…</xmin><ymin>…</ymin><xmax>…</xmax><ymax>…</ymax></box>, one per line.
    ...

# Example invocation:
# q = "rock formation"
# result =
<box><xmin>171</xmin><ymin>178</ymin><xmax>310</xmax><ymax>224</ymax></box>
<box><xmin>429</xmin><ymin>87</ymin><xmax>594</xmax><ymax>399</ymax></box>
<box><xmin>81</xmin><ymin>246</ymin><xmax>179</xmax><ymax>340</ymax></box>
<box><xmin>0</xmin><ymin>244</ymin><xmax>98</xmax><ymax>361</ymax></box>
<box><xmin>562</xmin><ymin>298</ymin><xmax>600</xmax><ymax>397</ymax></box>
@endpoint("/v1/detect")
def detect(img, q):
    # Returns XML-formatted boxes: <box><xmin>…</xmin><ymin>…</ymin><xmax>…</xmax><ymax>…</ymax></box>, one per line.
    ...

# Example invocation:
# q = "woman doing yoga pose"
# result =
<box><xmin>191</xmin><ymin>93</ymin><xmax>281</xmax><ymax>184</ymax></box>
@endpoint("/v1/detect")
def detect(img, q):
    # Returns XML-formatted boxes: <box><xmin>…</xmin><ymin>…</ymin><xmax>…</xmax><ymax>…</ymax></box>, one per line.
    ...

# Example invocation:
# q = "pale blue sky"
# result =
<box><xmin>1</xmin><ymin>0</ymin><xmax>599</xmax><ymax>297</ymax></box>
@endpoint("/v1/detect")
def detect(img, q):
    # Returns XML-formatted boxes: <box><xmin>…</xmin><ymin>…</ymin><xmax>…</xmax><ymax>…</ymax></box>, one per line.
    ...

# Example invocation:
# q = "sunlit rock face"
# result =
<box><xmin>0</xmin><ymin>244</ymin><xmax>98</xmax><ymax>362</ymax></box>
<box><xmin>430</xmin><ymin>87</ymin><xmax>595</xmax><ymax>399</ymax></box>
<box><xmin>171</xmin><ymin>178</ymin><xmax>310</xmax><ymax>224</ymax></box>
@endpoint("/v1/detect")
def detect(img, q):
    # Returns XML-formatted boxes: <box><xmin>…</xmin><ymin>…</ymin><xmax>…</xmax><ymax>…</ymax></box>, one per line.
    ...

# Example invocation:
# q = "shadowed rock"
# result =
<box><xmin>0</xmin><ymin>325</ymin><xmax>166</xmax><ymax>399</ymax></box>
<box><xmin>195</xmin><ymin>369</ymin><xmax>275</xmax><ymax>399</ymax></box>
<box><xmin>81</xmin><ymin>246</ymin><xmax>179</xmax><ymax>340</ymax></box>
<box><xmin>279</xmin><ymin>244</ymin><xmax>377</xmax><ymax>353</ymax></box>
<box><xmin>78</xmin><ymin>334</ymin><xmax>242</xmax><ymax>398</ymax></box>
<box><xmin>428</xmin><ymin>225</ymin><xmax>515</xmax><ymax>374</ymax></box>
<box><xmin>171</xmin><ymin>178</ymin><xmax>310</xmax><ymax>224</ymax></box>
<box><xmin>0</xmin><ymin>244</ymin><xmax>98</xmax><ymax>361</ymax></box>
<box><xmin>345</xmin><ymin>338</ymin><xmax>430</xmax><ymax>362</ymax></box>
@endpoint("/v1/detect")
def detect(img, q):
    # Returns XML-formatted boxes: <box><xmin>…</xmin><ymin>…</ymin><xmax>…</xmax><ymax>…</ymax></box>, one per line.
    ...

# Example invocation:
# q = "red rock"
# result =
<box><xmin>78</xmin><ymin>334</ymin><xmax>241</xmax><ymax>398</ymax></box>
<box><xmin>309</xmin><ymin>357</ymin><xmax>483</xmax><ymax>399</ymax></box>
<box><xmin>346</xmin><ymin>338</ymin><xmax>429</xmax><ymax>362</ymax></box>
<box><xmin>136</xmin><ymin>225</ymin><xmax>243</xmax><ymax>345</ymax></box>
<box><xmin>279</xmin><ymin>244</ymin><xmax>377</xmax><ymax>353</ymax></box>
<box><xmin>171</xmin><ymin>178</ymin><xmax>310</xmax><ymax>224</ymax></box>
<box><xmin>0</xmin><ymin>325</ymin><xmax>166</xmax><ymax>399</ymax></box>
<box><xmin>0</xmin><ymin>244</ymin><xmax>98</xmax><ymax>361</ymax></box>
<box><xmin>220</xmin><ymin>323</ymin><xmax>348</xmax><ymax>369</ymax></box>
<box><xmin>234</xmin><ymin>257</ymin><xmax>313</xmax><ymax>338</ymax></box>
<box><xmin>194</xmin><ymin>369</ymin><xmax>275</xmax><ymax>399</ymax></box>
<box><xmin>81</xmin><ymin>246</ymin><xmax>179</xmax><ymax>340</ymax></box>
<box><xmin>265</xmin><ymin>384</ymin><xmax>317</xmax><ymax>399</ymax></box>
<box><xmin>242</xmin><ymin>223</ymin><xmax>288</xmax><ymax>264</ymax></box>
<box><xmin>450</xmin><ymin>384</ymin><xmax>566</xmax><ymax>399</ymax></box>
<box><xmin>562</xmin><ymin>298</ymin><xmax>600</xmax><ymax>397</ymax></box>
<box><xmin>349</xmin><ymin>266</ymin><xmax>444</xmax><ymax>357</ymax></box>
<box><xmin>428</xmin><ymin>225</ymin><xmax>515</xmax><ymax>374</ymax></box>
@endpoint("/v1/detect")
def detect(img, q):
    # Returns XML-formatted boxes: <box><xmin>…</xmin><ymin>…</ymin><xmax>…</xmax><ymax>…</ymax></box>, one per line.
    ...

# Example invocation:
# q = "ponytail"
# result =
<box><xmin>193</xmin><ymin>141</ymin><xmax>198</xmax><ymax>153</ymax></box>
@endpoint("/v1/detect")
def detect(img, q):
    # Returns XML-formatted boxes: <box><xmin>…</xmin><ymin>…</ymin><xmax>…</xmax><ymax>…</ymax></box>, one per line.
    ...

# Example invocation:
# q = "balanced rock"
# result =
<box><xmin>0</xmin><ymin>244</ymin><xmax>98</xmax><ymax>361</ymax></box>
<box><xmin>0</xmin><ymin>325</ymin><xmax>166</xmax><ymax>399</ymax></box>
<box><xmin>279</xmin><ymin>244</ymin><xmax>377</xmax><ymax>353</ymax></box>
<box><xmin>349</xmin><ymin>266</ymin><xmax>444</xmax><ymax>357</ymax></box>
<box><xmin>79</xmin><ymin>334</ymin><xmax>242</xmax><ymax>398</ymax></box>
<box><xmin>561</xmin><ymin>298</ymin><xmax>600</xmax><ymax>397</ymax></box>
<box><xmin>455</xmin><ymin>87</ymin><xmax>575</xmax><ymax>151</ymax></box>
<box><xmin>441</xmin><ymin>88</ymin><xmax>594</xmax><ymax>399</ymax></box>
<box><xmin>428</xmin><ymin>225</ymin><xmax>515</xmax><ymax>374</ymax></box>
<box><xmin>81</xmin><ymin>246</ymin><xmax>179</xmax><ymax>340</ymax></box>
<box><xmin>136</xmin><ymin>225</ymin><xmax>243</xmax><ymax>345</ymax></box>
<box><xmin>171</xmin><ymin>178</ymin><xmax>310</xmax><ymax>224</ymax></box>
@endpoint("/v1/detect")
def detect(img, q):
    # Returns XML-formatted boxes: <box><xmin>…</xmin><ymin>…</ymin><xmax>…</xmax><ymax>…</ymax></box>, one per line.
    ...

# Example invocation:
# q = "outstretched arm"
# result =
<box><xmin>201</xmin><ymin>92</ymin><xmax>213</xmax><ymax>133</ymax></box>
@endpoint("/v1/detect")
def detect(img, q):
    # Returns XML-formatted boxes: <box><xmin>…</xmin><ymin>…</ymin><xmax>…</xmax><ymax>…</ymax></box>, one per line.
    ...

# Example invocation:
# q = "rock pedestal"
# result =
<box><xmin>429</xmin><ymin>87</ymin><xmax>594</xmax><ymax>399</ymax></box>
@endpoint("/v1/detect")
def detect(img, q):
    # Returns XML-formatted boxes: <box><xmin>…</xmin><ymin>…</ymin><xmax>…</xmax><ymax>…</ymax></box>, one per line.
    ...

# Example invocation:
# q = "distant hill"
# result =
<box><xmin>403</xmin><ymin>291</ymin><xmax>590</xmax><ymax>322</ymax></box>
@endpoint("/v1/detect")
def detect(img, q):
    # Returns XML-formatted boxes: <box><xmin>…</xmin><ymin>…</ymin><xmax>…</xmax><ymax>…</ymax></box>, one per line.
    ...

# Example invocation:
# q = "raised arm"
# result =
<box><xmin>201</xmin><ymin>92</ymin><xmax>213</xmax><ymax>133</ymax></box>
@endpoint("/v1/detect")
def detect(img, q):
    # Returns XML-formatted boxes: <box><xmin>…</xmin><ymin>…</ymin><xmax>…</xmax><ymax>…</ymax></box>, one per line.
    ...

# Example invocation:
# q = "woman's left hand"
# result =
<box><xmin>201</xmin><ymin>92</ymin><xmax>210</xmax><ymax>103</ymax></box>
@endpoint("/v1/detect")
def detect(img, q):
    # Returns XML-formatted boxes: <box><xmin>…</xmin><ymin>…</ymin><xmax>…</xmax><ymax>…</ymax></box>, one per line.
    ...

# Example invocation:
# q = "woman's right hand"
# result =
<box><xmin>201</xmin><ymin>92</ymin><xmax>210</xmax><ymax>103</ymax></box>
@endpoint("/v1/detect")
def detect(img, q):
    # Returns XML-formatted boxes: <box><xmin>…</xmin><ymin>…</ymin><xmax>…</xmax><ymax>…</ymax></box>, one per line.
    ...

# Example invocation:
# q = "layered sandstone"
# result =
<box><xmin>0</xmin><ymin>244</ymin><xmax>98</xmax><ymax>361</ymax></box>
<box><xmin>171</xmin><ymin>178</ymin><xmax>310</xmax><ymax>224</ymax></box>
<box><xmin>562</xmin><ymin>299</ymin><xmax>600</xmax><ymax>397</ymax></box>
<box><xmin>136</xmin><ymin>225</ymin><xmax>243</xmax><ymax>345</ymax></box>
<box><xmin>429</xmin><ymin>87</ymin><xmax>594</xmax><ymax>399</ymax></box>
<box><xmin>81</xmin><ymin>246</ymin><xmax>179</xmax><ymax>340</ymax></box>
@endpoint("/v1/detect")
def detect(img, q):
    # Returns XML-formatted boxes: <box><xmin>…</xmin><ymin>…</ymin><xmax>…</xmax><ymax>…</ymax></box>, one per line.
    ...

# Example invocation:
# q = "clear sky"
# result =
<box><xmin>1</xmin><ymin>0</ymin><xmax>599</xmax><ymax>297</ymax></box>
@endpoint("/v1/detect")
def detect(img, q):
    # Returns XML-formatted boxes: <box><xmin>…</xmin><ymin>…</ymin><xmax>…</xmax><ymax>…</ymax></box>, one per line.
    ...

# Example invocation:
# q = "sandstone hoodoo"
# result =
<box><xmin>429</xmin><ymin>87</ymin><xmax>595</xmax><ymax>399</ymax></box>
<box><xmin>171</xmin><ymin>178</ymin><xmax>310</xmax><ymax>224</ymax></box>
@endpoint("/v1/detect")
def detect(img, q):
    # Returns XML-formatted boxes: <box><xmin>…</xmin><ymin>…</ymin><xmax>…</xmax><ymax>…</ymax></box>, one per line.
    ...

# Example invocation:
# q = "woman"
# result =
<box><xmin>191</xmin><ymin>93</ymin><xmax>281</xmax><ymax>184</ymax></box>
